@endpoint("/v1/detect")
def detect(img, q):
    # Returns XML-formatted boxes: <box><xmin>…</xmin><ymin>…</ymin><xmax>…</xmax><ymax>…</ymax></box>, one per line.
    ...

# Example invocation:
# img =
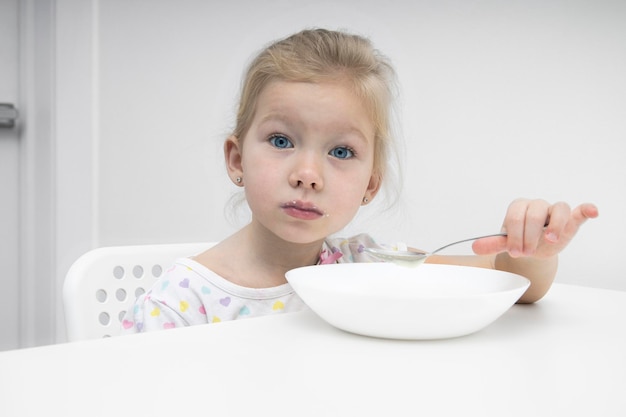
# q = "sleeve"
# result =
<box><xmin>120</xmin><ymin>291</ymin><xmax>191</xmax><ymax>334</ymax></box>
<box><xmin>119</xmin><ymin>260</ymin><xmax>211</xmax><ymax>334</ymax></box>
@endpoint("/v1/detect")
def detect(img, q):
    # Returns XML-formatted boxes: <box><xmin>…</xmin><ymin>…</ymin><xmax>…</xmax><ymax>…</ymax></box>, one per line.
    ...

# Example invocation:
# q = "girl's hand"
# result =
<box><xmin>472</xmin><ymin>199</ymin><xmax>599</xmax><ymax>259</ymax></box>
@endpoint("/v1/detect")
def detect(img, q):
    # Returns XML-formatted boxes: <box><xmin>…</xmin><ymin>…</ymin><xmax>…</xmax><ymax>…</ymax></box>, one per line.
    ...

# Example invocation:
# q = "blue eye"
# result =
<box><xmin>269</xmin><ymin>135</ymin><xmax>293</xmax><ymax>149</ymax></box>
<box><xmin>329</xmin><ymin>146</ymin><xmax>354</xmax><ymax>159</ymax></box>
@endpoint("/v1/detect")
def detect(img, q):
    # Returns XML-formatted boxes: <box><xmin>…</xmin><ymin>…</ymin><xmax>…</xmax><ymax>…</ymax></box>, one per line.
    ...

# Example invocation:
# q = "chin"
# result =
<box><xmin>273</xmin><ymin>227</ymin><xmax>330</xmax><ymax>246</ymax></box>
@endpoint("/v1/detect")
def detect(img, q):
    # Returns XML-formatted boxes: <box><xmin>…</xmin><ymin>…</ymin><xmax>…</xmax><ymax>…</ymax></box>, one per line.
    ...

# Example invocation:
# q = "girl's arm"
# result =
<box><xmin>426</xmin><ymin>200</ymin><xmax>598</xmax><ymax>303</ymax></box>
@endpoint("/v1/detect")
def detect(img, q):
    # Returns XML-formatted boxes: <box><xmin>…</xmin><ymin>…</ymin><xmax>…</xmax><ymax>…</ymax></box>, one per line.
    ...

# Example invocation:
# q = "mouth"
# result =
<box><xmin>280</xmin><ymin>200</ymin><xmax>326</xmax><ymax>220</ymax></box>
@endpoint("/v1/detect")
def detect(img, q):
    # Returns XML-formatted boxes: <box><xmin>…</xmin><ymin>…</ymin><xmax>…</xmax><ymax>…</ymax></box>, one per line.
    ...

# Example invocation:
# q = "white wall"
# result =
<box><xmin>57</xmin><ymin>0</ymin><xmax>625</xmax><ymax>316</ymax></box>
<box><xmin>89</xmin><ymin>0</ymin><xmax>625</xmax><ymax>290</ymax></box>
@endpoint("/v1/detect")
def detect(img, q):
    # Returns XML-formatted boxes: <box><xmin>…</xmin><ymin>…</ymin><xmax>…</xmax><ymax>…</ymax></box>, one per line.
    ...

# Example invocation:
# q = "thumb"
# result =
<box><xmin>472</xmin><ymin>234</ymin><xmax>508</xmax><ymax>256</ymax></box>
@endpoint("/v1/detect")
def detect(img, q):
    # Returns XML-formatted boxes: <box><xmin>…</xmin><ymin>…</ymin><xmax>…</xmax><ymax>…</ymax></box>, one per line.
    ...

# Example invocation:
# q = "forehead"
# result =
<box><xmin>254</xmin><ymin>80</ymin><xmax>376</xmax><ymax>141</ymax></box>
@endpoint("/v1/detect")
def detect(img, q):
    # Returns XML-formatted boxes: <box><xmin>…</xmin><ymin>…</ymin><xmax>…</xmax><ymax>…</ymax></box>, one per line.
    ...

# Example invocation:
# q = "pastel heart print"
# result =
<box><xmin>201</xmin><ymin>286</ymin><xmax>211</xmax><ymax>295</ymax></box>
<box><xmin>272</xmin><ymin>301</ymin><xmax>285</xmax><ymax>311</ymax></box>
<box><xmin>179</xmin><ymin>278</ymin><xmax>190</xmax><ymax>288</ymax></box>
<box><xmin>198</xmin><ymin>305</ymin><xmax>206</xmax><ymax>315</ymax></box>
<box><xmin>161</xmin><ymin>280</ymin><xmax>170</xmax><ymax>291</ymax></box>
<box><xmin>150</xmin><ymin>307</ymin><xmax>161</xmax><ymax>317</ymax></box>
<box><xmin>239</xmin><ymin>306</ymin><xmax>250</xmax><ymax>316</ymax></box>
<box><xmin>136</xmin><ymin>322</ymin><xmax>144</xmax><ymax>332</ymax></box>
<box><xmin>212</xmin><ymin>316</ymin><xmax>221</xmax><ymax>323</ymax></box>
<box><xmin>220</xmin><ymin>297</ymin><xmax>231</xmax><ymax>307</ymax></box>
<box><xmin>180</xmin><ymin>300</ymin><xmax>189</xmax><ymax>313</ymax></box>
<box><xmin>122</xmin><ymin>319</ymin><xmax>134</xmax><ymax>329</ymax></box>
<box><xmin>163</xmin><ymin>322</ymin><xmax>176</xmax><ymax>329</ymax></box>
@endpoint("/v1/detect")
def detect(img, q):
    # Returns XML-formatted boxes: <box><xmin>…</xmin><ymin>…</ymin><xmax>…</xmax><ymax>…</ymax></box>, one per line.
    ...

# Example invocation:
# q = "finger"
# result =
<box><xmin>576</xmin><ymin>203</ymin><xmax>599</xmax><ymax>222</ymax></box>
<box><xmin>502</xmin><ymin>198</ymin><xmax>529</xmax><ymax>258</ymax></box>
<box><xmin>542</xmin><ymin>201</ymin><xmax>571</xmax><ymax>244</ymax></box>
<box><xmin>561</xmin><ymin>203</ymin><xmax>599</xmax><ymax>239</ymax></box>
<box><xmin>523</xmin><ymin>199</ymin><xmax>552</xmax><ymax>255</ymax></box>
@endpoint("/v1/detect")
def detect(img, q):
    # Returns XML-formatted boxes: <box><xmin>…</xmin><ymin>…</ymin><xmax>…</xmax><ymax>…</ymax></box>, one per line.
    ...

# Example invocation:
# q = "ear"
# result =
<box><xmin>224</xmin><ymin>135</ymin><xmax>244</xmax><ymax>186</ymax></box>
<box><xmin>362</xmin><ymin>172</ymin><xmax>382</xmax><ymax>205</ymax></box>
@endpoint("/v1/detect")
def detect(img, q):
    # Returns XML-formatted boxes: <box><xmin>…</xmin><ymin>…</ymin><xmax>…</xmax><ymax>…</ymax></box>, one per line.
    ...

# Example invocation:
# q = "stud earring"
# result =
<box><xmin>362</xmin><ymin>197</ymin><xmax>369</xmax><ymax>204</ymax></box>
<box><xmin>236</xmin><ymin>177</ymin><xmax>242</xmax><ymax>184</ymax></box>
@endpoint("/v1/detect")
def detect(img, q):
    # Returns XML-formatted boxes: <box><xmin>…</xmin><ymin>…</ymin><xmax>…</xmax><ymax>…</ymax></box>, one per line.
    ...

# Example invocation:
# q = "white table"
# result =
<box><xmin>1</xmin><ymin>284</ymin><xmax>625</xmax><ymax>416</ymax></box>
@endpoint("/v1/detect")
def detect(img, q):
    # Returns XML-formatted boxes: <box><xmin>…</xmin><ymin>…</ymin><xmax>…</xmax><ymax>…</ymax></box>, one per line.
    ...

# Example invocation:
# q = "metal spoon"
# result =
<box><xmin>364</xmin><ymin>233</ymin><xmax>507</xmax><ymax>266</ymax></box>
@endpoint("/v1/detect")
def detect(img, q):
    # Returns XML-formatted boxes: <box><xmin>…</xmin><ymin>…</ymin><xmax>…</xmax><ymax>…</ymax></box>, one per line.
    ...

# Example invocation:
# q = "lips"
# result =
<box><xmin>281</xmin><ymin>200</ymin><xmax>325</xmax><ymax>220</ymax></box>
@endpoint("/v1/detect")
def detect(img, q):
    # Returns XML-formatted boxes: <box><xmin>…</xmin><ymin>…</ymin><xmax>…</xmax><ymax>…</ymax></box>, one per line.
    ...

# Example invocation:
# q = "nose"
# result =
<box><xmin>289</xmin><ymin>152</ymin><xmax>324</xmax><ymax>190</ymax></box>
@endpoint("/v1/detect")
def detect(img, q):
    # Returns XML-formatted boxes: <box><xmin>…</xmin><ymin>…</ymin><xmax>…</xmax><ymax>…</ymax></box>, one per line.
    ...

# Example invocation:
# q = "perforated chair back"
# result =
<box><xmin>63</xmin><ymin>242</ymin><xmax>214</xmax><ymax>341</ymax></box>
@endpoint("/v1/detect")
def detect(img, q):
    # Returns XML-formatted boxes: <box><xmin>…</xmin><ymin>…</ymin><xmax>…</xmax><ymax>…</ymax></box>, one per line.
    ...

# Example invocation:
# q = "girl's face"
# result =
<box><xmin>226</xmin><ymin>80</ymin><xmax>381</xmax><ymax>245</ymax></box>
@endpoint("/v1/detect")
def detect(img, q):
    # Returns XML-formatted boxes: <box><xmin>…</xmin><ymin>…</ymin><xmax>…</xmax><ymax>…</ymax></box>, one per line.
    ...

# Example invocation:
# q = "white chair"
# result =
<box><xmin>63</xmin><ymin>242</ymin><xmax>214</xmax><ymax>342</ymax></box>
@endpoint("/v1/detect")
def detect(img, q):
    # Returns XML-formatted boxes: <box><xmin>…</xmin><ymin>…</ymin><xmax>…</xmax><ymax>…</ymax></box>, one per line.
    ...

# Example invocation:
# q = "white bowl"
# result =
<box><xmin>285</xmin><ymin>263</ymin><xmax>530</xmax><ymax>340</ymax></box>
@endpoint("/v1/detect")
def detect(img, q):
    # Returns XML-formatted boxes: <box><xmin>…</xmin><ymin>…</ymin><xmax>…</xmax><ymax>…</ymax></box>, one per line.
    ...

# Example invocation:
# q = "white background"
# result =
<box><xmin>94</xmin><ymin>0</ymin><xmax>624</xmax><ymax>288</ymax></box>
<box><xmin>4</xmin><ymin>0</ymin><xmax>625</xmax><ymax>348</ymax></box>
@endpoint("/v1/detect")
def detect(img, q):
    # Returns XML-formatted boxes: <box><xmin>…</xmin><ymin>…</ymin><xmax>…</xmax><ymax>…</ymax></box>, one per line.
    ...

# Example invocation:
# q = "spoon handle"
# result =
<box><xmin>431</xmin><ymin>233</ymin><xmax>508</xmax><ymax>255</ymax></box>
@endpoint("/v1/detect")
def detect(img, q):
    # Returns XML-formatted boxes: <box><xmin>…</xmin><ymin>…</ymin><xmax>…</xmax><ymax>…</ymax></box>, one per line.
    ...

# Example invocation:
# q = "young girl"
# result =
<box><xmin>121</xmin><ymin>28</ymin><xmax>598</xmax><ymax>334</ymax></box>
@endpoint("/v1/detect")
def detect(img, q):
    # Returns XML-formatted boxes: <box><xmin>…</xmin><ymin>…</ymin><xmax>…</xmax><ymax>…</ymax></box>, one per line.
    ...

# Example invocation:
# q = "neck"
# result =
<box><xmin>203</xmin><ymin>222</ymin><xmax>324</xmax><ymax>288</ymax></box>
<box><xmin>242</xmin><ymin>222</ymin><xmax>324</xmax><ymax>272</ymax></box>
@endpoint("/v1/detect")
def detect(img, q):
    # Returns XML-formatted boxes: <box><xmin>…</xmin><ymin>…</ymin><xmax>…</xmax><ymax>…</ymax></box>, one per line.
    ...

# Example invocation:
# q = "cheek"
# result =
<box><xmin>331</xmin><ymin>173</ymin><xmax>371</xmax><ymax>209</ymax></box>
<box><xmin>345</xmin><ymin>166</ymin><xmax>375</xmax><ymax>195</ymax></box>
<box><xmin>241</xmin><ymin>163</ymin><xmax>280</xmax><ymax>202</ymax></box>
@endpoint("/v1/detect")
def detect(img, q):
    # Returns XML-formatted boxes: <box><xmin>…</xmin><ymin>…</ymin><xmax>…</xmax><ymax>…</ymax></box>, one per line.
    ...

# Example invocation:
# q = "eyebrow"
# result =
<box><xmin>258</xmin><ymin>112</ymin><xmax>294</xmax><ymax>127</ymax></box>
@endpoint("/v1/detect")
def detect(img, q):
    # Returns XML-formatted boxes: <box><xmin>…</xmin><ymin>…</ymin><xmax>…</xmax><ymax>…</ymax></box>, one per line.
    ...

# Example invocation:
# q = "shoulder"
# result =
<box><xmin>121</xmin><ymin>257</ymin><xmax>241</xmax><ymax>333</ymax></box>
<box><xmin>144</xmin><ymin>258</ymin><xmax>209</xmax><ymax>299</ymax></box>
<box><xmin>148</xmin><ymin>258</ymin><xmax>243</xmax><ymax>307</ymax></box>
<box><xmin>121</xmin><ymin>258</ymin><xmax>215</xmax><ymax>333</ymax></box>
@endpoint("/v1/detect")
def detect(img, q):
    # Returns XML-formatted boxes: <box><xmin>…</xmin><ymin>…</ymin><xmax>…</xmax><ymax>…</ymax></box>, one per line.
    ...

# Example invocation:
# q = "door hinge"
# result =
<box><xmin>0</xmin><ymin>103</ymin><xmax>19</xmax><ymax>128</ymax></box>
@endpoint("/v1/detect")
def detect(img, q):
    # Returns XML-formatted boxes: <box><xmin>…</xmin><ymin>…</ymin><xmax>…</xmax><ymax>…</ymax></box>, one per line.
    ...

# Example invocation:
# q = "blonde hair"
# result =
<box><xmin>233</xmin><ymin>28</ymin><xmax>398</xmax><ymax>183</ymax></box>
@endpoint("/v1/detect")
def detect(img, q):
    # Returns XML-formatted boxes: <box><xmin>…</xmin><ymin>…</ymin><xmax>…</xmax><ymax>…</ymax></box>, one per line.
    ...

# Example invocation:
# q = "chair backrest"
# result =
<box><xmin>63</xmin><ymin>242</ymin><xmax>214</xmax><ymax>342</ymax></box>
